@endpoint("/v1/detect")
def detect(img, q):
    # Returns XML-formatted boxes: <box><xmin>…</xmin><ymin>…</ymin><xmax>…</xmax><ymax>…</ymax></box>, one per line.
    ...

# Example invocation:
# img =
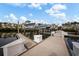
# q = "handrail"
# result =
<box><xmin>64</xmin><ymin>38</ymin><xmax>75</xmax><ymax>56</ymax></box>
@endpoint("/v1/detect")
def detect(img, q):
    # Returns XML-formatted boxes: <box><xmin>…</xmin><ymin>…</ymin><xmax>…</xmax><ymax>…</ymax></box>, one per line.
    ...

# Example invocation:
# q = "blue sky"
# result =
<box><xmin>0</xmin><ymin>3</ymin><xmax>79</xmax><ymax>25</ymax></box>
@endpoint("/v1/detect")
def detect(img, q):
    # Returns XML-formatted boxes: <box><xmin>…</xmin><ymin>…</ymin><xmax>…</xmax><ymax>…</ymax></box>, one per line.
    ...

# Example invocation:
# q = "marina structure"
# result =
<box><xmin>1</xmin><ymin>3</ymin><xmax>79</xmax><ymax>56</ymax></box>
<box><xmin>0</xmin><ymin>30</ymin><xmax>69</xmax><ymax>56</ymax></box>
<box><xmin>0</xmin><ymin>22</ymin><xmax>79</xmax><ymax>56</ymax></box>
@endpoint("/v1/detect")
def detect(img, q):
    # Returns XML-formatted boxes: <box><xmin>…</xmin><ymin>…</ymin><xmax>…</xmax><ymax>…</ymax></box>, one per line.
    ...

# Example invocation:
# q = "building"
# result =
<box><xmin>50</xmin><ymin>24</ymin><xmax>58</xmax><ymax>31</ymax></box>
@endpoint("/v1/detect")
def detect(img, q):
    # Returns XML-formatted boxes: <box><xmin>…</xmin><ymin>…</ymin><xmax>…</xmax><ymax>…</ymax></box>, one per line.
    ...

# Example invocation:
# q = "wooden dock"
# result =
<box><xmin>20</xmin><ymin>31</ymin><xmax>69</xmax><ymax>56</ymax></box>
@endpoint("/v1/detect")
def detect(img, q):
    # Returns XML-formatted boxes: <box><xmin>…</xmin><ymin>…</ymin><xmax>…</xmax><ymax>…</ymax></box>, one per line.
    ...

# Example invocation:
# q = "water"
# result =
<box><xmin>0</xmin><ymin>33</ymin><xmax>17</xmax><ymax>47</ymax></box>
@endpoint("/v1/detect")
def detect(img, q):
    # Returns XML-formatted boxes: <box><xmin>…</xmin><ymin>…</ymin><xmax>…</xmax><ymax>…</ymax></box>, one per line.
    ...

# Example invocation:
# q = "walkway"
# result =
<box><xmin>20</xmin><ymin>31</ymin><xmax>69</xmax><ymax>56</ymax></box>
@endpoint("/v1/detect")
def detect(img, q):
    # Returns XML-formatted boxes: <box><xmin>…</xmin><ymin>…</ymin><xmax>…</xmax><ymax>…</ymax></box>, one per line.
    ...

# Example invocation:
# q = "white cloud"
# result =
<box><xmin>4</xmin><ymin>13</ymin><xmax>18</xmax><ymax>23</ymax></box>
<box><xmin>28</xmin><ymin>3</ymin><xmax>47</xmax><ymax>10</ymax></box>
<box><xmin>45</xmin><ymin>4</ymin><xmax>67</xmax><ymax>23</ymax></box>
<box><xmin>19</xmin><ymin>16</ymin><xmax>27</xmax><ymax>23</ymax></box>
<box><xmin>9</xmin><ymin>13</ymin><xmax>18</xmax><ymax>23</ymax></box>
<box><xmin>52</xmin><ymin>4</ymin><xmax>67</xmax><ymax>11</ymax></box>
<box><xmin>45</xmin><ymin>9</ymin><xmax>55</xmax><ymax>15</ymax></box>
<box><xmin>45</xmin><ymin>4</ymin><xmax>66</xmax><ymax>14</ymax></box>
<box><xmin>9</xmin><ymin>3</ymin><xmax>47</xmax><ymax>8</ymax></box>
<box><xmin>45</xmin><ymin>4</ymin><xmax>69</xmax><ymax>25</ymax></box>
<box><xmin>9</xmin><ymin>13</ymin><xmax>18</xmax><ymax>20</ymax></box>
<box><xmin>28</xmin><ymin>3</ymin><xmax>42</xmax><ymax>10</ymax></box>
<box><xmin>45</xmin><ymin>4</ymin><xmax>67</xmax><ymax>15</ymax></box>
<box><xmin>4</xmin><ymin>13</ymin><xmax>28</xmax><ymax>24</ymax></box>
<box><xmin>53</xmin><ymin>13</ymin><xmax>66</xmax><ymax>18</ymax></box>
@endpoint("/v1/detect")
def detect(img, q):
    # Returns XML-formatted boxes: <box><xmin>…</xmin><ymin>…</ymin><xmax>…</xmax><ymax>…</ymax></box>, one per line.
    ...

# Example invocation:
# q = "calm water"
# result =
<box><xmin>0</xmin><ymin>33</ymin><xmax>17</xmax><ymax>47</ymax></box>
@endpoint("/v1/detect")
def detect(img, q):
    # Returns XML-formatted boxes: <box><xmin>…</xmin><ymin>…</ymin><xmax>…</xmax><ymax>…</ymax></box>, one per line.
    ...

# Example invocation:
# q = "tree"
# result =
<box><xmin>25</xmin><ymin>20</ymin><xmax>31</xmax><ymax>24</ymax></box>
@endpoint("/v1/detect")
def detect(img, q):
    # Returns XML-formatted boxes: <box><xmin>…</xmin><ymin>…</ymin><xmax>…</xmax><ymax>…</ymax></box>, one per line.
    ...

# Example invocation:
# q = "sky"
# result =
<box><xmin>0</xmin><ymin>3</ymin><xmax>79</xmax><ymax>25</ymax></box>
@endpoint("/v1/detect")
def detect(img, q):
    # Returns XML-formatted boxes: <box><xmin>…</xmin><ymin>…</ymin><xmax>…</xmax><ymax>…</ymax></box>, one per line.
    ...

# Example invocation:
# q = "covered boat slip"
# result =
<box><xmin>0</xmin><ymin>34</ymin><xmax>18</xmax><ymax>56</ymax></box>
<box><xmin>0</xmin><ymin>33</ymin><xmax>17</xmax><ymax>47</ymax></box>
<box><xmin>0</xmin><ymin>33</ymin><xmax>37</xmax><ymax>56</ymax></box>
<box><xmin>20</xmin><ymin>31</ymin><xmax>69</xmax><ymax>56</ymax></box>
<box><xmin>0</xmin><ymin>37</ymin><xmax>17</xmax><ymax>47</ymax></box>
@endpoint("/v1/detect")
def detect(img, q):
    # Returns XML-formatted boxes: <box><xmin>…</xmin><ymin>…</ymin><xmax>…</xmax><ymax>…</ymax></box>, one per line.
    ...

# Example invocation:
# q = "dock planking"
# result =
<box><xmin>20</xmin><ymin>31</ymin><xmax>69</xmax><ymax>56</ymax></box>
